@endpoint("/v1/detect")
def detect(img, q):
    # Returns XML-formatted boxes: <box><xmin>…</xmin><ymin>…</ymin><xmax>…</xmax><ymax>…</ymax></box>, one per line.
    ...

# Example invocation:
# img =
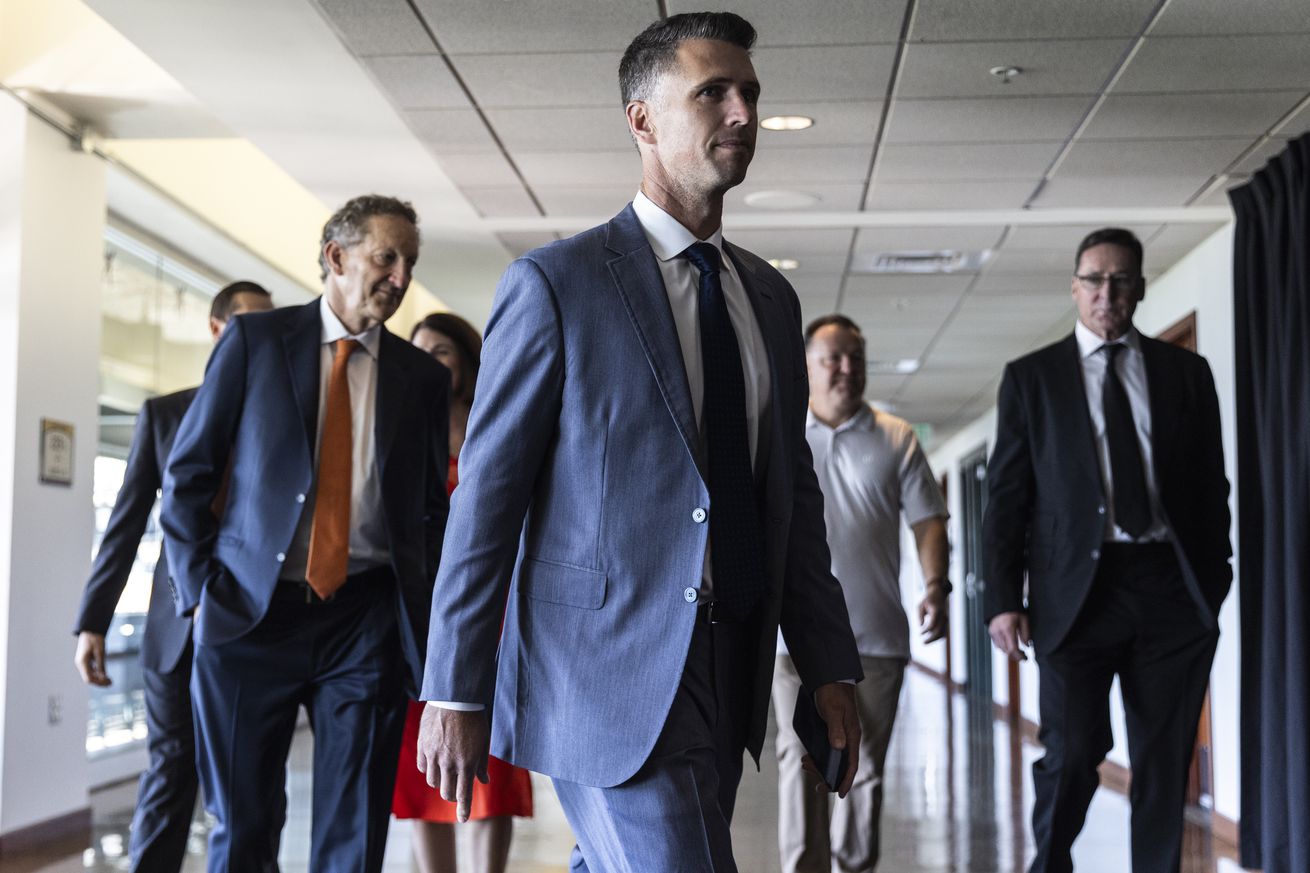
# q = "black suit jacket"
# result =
<box><xmin>981</xmin><ymin>331</ymin><xmax>1232</xmax><ymax>656</ymax></box>
<box><xmin>74</xmin><ymin>388</ymin><xmax>196</xmax><ymax>673</ymax></box>
<box><xmin>161</xmin><ymin>302</ymin><xmax>450</xmax><ymax>694</ymax></box>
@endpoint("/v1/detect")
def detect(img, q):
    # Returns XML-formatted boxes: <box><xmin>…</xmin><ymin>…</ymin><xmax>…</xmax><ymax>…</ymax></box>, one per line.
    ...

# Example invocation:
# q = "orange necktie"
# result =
<box><xmin>305</xmin><ymin>338</ymin><xmax>359</xmax><ymax>599</ymax></box>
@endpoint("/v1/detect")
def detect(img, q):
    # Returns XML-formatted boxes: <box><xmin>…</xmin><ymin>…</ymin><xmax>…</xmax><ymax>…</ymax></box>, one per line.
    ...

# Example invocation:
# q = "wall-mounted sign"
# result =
<box><xmin>40</xmin><ymin>418</ymin><xmax>74</xmax><ymax>486</ymax></box>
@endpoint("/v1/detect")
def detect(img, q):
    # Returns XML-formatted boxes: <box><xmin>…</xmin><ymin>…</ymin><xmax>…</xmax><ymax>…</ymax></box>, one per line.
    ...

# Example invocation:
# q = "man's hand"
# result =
<box><xmin>74</xmin><ymin>631</ymin><xmax>110</xmax><ymax>686</ymax></box>
<box><xmin>987</xmin><ymin>611</ymin><xmax>1031</xmax><ymax>662</ymax></box>
<box><xmin>808</xmin><ymin>682</ymin><xmax>861</xmax><ymax>797</ymax></box>
<box><xmin>917</xmin><ymin>582</ymin><xmax>949</xmax><ymax>643</ymax></box>
<box><xmin>416</xmin><ymin>703</ymin><xmax>490</xmax><ymax>822</ymax></box>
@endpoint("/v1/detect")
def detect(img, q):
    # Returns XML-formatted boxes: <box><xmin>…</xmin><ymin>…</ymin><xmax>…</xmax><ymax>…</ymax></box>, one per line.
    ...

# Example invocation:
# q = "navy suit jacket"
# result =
<box><xmin>423</xmin><ymin>205</ymin><xmax>861</xmax><ymax>787</ymax></box>
<box><xmin>161</xmin><ymin>301</ymin><xmax>450</xmax><ymax>692</ymax></box>
<box><xmin>981</xmin><ymin>332</ymin><xmax>1233</xmax><ymax>655</ymax></box>
<box><xmin>74</xmin><ymin>388</ymin><xmax>196</xmax><ymax>673</ymax></box>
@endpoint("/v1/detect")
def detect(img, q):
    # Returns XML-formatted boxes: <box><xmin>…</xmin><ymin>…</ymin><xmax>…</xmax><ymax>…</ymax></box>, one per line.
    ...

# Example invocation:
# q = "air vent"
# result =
<box><xmin>851</xmin><ymin>249</ymin><xmax>991</xmax><ymax>274</ymax></box>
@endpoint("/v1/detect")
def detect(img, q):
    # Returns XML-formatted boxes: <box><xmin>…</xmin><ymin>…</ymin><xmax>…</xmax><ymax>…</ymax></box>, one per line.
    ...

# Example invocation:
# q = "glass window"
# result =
<box><xmin>86</xmin><ymin>224</ymin><xmax>221</xmax><ymax>759</ymax></box>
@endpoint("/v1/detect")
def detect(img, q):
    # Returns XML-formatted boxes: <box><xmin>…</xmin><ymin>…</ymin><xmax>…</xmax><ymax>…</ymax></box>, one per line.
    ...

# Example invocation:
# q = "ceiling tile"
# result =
<box><xmin>514</xmin><ymin>151</ymin><xmax>642</xmax><ymax>187</ymax></box>
<box><xmin>434</xmin><ymin>151</ymin><xmax>523</xmax><ymax>187</ymax></box>
<box><xmin>1228</xmin><ymin>137</ymin><xmax>1294</xmax><ymax>176</ymax></box>
<box><xmin>665</xmin><ymin>0</ymin><xmax>905</xmax><ymax>46</ymax></box>
<box><xmin>909</xmin><ymin>0</ymin><xmax>1157</xmax><ymax>41</ymax></box>
<box><xmin>406</xmin><ymin>108</ymin><xmax>499</xmax><ymax>150</ymax></box>
<box><xmin>725</xmin><ymin>182</ymin><xmax>867</xmax><ymax>212</ymax></box>
<box><xmin>727</xmin><ymin>228</ymin><xmax>854</xmax><ymax>256</ymax></box>
<box><xmin>972</xmin><ymin>271</ymin><xmax>1071</xmax><ymax>294</ymax></box>
<box><xmin>361</xmin><ymin>55</ymin><xmax>468</xmax><ymax>109</ymax></box>
<box><xmin>411</xmin><ymin>0</ymin><xmax>653</xmax><ymax>53</ymax></box>
<box><xmin>1190</xmin><ymin>181</ymin><xmax>1244</xmax><ymax>208</ymax></box>
<box><xmin>751</xmin><ymin>45</ymin><xmax>898</xmax><ymax>101</ymax></box>
<box><xmin>898</xmin><ymin>40</ymin><xmax>1126</xmax><ymax>99</ymax></box>
<box><xmin>1146</xmin><ymin>222</ymin><xmax>1228</xmax><ymax>252</ymax></box>
<box><xmin>1271</xmin><ymin>96</ymin><xmax>1310</xmax><ymax>138</ymax></box>
<box><xmin>496</xmin><ymin>232</ymin><xmax>558</xmax><ymax>257</ymax></box>
<box><xmin>876</xmin><ymin>141</ymin><xmax>1062</xmax><ymax>181</ymax></box>
<box><xmin>747</xmin><ymin>145</ymin><xmax>874</xmax><ymax>184</ymax></box>
<box><xmin>984</xmin><ymin>248</ymin><xmax>1078</xmax><ymax>274</ymax></box>
<box><xmin>1002</xmin><ymin>224</ymin><xmax>1161</xmax><ymax>251</ymax></box>
<box><xmin>454</xmin><ymin>52</ymin><xmax>620</xmax><ymax>109</ymax></box>
<box><xmin>534</xmin><ymin>186</ymin><xmax>634</xmax><ymax>217</ymax></box>
<box><xmin>855</xmin><ymin>225</ymin><xmax>1007</xmax><ymax>253</ymax></box>
<box><xmin>843</xmin><ymin>273</ymin><xmax>973</xmax><ymax>299</ymax></box>
<box><xmin>865</xmin><ymin>179</ymin><xmax>1037</xmax><ymax>209</ymax></box>
<box><xmin>314</xmin><ymin>0</ymin><xmax>436</xmax><ymax>56</ymax></box>
<box><xmin>757</xmin><ymin>101</ymin><xmax>882</xmax><ymax>147</ymax></box>
<box><xmin>1114</xmin><ymin>35</ymin><xmax>1310</xmax><ymax>94</ymax></box>
<box><xmin>1150</xmin><ymin>0</ymin><xmax>1310</xmax><ymax>36</ymax></box>
<box><xmin>884</xmin><ymin>96</ymin><xmax>1089</xmax><ymax>144</ymax></box>
<box><xmin>1056</xmin><ymin>137</ymin><xmax>1250</xmax><ymax>177</ymax></box>
<box><xmin>461</xmin><ymin>186</ymin><xmax>541</xmax><ymax>218</ymax></box>
<box><xmin>1032</xmin><ymin>175</ymin><xmax>1211</xmax><ymax>207</ymax></box>
<box><xmin>1081</xmin><ymin>92</ymin><xmax>1305</xmax><ymax>139</ymax></box>
<box><xmin>486</xmin><ymin>107</ymin><xmax>632</xmax><ymax>152</ymax></box>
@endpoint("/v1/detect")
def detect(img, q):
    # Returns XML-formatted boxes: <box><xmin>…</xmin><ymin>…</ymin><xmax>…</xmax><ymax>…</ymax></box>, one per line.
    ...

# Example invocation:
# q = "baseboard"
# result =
<box><xmin>0</xmin><ymin>807</ymin><xmax>90</xmax><ymax>856</ymax></box>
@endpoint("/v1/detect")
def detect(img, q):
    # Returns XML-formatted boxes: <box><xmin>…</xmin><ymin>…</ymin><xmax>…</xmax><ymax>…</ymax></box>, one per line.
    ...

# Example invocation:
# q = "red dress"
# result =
<box><xmin>392</xmin><ymin>458</ymin><xmax>533</xmax><ymax>821</ymax></box>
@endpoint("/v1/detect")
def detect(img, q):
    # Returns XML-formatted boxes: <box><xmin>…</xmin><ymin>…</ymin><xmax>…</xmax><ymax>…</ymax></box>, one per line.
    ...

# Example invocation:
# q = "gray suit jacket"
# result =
<box><xmin>423</xmin><ymin>205</ymin><xmax>860</xmax><ymax>787</ymax></box>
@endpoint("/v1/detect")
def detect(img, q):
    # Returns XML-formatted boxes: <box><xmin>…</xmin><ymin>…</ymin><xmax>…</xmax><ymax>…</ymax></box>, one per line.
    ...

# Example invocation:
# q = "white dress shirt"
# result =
<box><xmin>281</xmin><ymin>295</ymin><xmax>390</xmax><ymax>580</ymax></box>
<box><xmin>1073</xmin><ymin>320</ymin><xmax>1168</xmax><ymax>542</ymax></box>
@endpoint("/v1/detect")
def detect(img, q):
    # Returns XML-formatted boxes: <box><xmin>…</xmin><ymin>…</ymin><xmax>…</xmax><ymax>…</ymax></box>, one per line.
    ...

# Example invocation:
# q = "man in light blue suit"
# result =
<box><xmin>417</xmin><ymin>13</ymin><xmax>863</xmax><ymax>872</ymax></box>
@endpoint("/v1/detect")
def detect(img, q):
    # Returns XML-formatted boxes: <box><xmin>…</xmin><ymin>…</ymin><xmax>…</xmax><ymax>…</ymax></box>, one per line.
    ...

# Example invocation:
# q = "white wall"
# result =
<box><xmin>0</xmin><ymin>91</ymin><xmax>105</xmax><ymax>834</ymax></box>
<box><xmin>926</xmin><ymin>223</ymin><xmax>1243</xmax><ymax>823</ymax></box>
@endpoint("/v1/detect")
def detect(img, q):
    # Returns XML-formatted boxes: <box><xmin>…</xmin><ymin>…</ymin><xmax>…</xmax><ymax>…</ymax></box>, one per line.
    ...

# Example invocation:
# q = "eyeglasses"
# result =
<box><xmin>1074</xmin><ymin>273</ymin><xmax>1141</xmax><ymax>291</ymax></box>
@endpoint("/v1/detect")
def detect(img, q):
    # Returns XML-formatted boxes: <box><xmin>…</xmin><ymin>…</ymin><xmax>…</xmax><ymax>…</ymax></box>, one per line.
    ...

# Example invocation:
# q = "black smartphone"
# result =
<box><xmin>792</xmin><ymin>686</ymin><xmax>849</xmax><ymax>792</ymax></box>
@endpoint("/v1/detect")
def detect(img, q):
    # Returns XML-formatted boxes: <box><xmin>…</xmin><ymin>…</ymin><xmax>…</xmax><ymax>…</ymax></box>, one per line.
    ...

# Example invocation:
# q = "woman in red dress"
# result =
<box><xmin>397</xmin><ymin>312</ymin><xmax>532</xmax><ymax>873</ymax></box>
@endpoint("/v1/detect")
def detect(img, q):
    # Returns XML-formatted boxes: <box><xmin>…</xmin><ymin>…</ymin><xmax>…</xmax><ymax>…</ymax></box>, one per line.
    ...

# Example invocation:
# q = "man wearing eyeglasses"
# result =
<box><xmin>981</xmin><ymin>227</ymin><xmax>1232</xmax><ymax>873</ymax></box>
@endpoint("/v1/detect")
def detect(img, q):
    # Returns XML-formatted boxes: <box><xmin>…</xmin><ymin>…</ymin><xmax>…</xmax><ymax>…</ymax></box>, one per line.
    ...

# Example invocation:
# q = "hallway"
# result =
<box><xmin>6</xmin><ymin>668</ymin><xmax>1242</xmax><ymax>872</ymax></box>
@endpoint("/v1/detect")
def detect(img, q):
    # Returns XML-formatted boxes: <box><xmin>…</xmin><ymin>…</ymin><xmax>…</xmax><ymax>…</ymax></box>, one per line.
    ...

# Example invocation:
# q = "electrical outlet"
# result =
<box><xmin>47</xmin><ymin>693</ymin><xmax>62</xmax><ymax>726</ymax></box>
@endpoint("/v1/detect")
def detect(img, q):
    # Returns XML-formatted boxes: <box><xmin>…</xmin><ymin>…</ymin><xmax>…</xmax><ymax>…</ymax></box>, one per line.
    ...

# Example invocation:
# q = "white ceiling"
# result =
<box><xmin>45</xmin><ymin>0</ymin><xmax>1310</xmax><ymax>441</ymax></box>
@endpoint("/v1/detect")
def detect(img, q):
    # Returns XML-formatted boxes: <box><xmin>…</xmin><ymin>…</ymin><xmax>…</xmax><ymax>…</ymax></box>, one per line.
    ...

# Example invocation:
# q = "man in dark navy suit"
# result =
<box><xmin>162</xmin><ymin>195</ymin><xmax>449</xmax><ymax>873</ymax></box>
<box><xmin>73</xmin><ymin>280</ymin><xmax>272</xmax><ymax>873</ymax></box>
<box><xmin>983</xmin><ymin>227</ymin><xmax>1232</xmax><ymax>873</ymax></box>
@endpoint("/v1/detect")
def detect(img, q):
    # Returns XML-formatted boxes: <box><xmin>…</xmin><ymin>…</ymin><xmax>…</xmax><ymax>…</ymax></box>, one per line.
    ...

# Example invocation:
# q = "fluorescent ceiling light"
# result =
<box><xmin>767</xmin><ymin>258</ymin><xmax>801</xmax><ymax>271</ymax></box>
<box><xmin>743</xmin><ymin>190</ymin><xmax>821</xmax><ymax>209</ymax></box>
<box><xmin>761</xmin><ymin>115</ymin><xmax>814</xmax><ymax>131</ymax></box>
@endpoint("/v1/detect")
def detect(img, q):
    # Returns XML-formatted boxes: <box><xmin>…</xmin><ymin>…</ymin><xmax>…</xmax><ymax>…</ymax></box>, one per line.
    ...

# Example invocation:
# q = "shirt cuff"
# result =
<box><xmin>426</xmin><ymin>701</ymin><xmax>485</xmax><ymax>712</ymax></box>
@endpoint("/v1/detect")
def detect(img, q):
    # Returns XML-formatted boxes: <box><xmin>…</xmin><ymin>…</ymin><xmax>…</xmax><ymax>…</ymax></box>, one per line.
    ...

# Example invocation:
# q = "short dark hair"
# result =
<box><xmin>210</xmin><ymin>280</ymin><xmax>270</xmax><ymax>322</ymax></box>
<box><xmin>319</xmin><ymin>194</ymin><xmax>418</xmax><ymax>280</ymax></box>
<box><xmin>804</xmin><ymin>313</ymin><xmax>864</xmax><ymax>348</ymax></box>
<box><xmin>1074</xmin><ymin>227</ymin><xmax>1143</xmax><ymax>274</ymax></box>
<box><xmin>619</xmin><ymin>12</ymin><xmax>757</xmax><ymax>105</ymax></box>
<box><xmin>411</xmin><ymin>311</ymin><xmax>482</xmax><ymax>404</ymax></box>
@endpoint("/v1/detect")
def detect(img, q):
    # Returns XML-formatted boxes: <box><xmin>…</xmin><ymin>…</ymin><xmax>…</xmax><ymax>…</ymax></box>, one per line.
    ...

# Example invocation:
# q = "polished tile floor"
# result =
<box><xmin>5</xmin><ymin>669</ymin><xmax>1245</xmax><ymax>872</ymax></box>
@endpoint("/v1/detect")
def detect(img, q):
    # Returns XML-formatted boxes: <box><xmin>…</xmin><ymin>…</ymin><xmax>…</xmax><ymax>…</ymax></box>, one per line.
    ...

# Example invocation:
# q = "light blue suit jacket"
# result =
<box><xmin>423</xmin><ymin>205</ymin><xmax>860</xmax><ymax>787</ymax></box>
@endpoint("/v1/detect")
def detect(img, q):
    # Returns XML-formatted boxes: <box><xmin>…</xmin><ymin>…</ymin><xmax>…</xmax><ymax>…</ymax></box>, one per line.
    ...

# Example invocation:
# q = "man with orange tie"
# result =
<box><xmin>161</xmin><ymin>195</ymin><xmax>450</xmax><ymax>873</ymax></box>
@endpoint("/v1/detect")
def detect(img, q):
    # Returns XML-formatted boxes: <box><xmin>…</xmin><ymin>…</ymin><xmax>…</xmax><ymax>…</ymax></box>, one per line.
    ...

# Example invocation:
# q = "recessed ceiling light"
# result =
<box><xmin>989</xmin><ymin>65</ymin><xmax>1023</xmax><ymax>85</ymax></box>
<box><xmin>743</xmin><ymin>190</ymin><xmax>821</xmax><ymax>209</ymax></box>
<box><xmin>767</xmin><ymin>258</ymin><xmax>800</xmax><ymax>271</ymax></box>
<box><xmin>761</xmin><ymin>115</ymin><xmax>814</xmax><ymax>131</ymax></box>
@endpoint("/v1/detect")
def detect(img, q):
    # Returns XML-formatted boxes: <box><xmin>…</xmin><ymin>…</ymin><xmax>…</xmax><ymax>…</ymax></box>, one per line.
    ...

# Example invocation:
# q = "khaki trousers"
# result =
<box><xmin>771</xmin><ymin>654</ymin><xmax>906</xmax><ymax>873</ymax></box>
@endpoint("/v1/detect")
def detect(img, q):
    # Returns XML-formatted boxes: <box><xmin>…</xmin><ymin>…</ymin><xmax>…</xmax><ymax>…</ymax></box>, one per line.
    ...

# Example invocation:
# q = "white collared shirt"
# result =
<box><xmin>631</xmin><ymin>191</ymin><xmax>771</xmax><ymax>466</ymax></box>
<box><xmin>1073</xmin><ymin>320</ymin><xmax>1168</xmax><ymax>542</ymax></box>
<box><xmin>281</xmin><ymin>295</ymin><xmax>391</xmax><ymax>580</ymax></box>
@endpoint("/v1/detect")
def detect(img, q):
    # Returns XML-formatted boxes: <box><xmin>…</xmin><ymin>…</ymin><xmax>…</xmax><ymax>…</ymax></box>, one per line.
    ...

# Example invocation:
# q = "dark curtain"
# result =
<box><xmin>1230</xmin><ymin>133</ymin><xmax>1310</xmax><ymax>872</ymax></box>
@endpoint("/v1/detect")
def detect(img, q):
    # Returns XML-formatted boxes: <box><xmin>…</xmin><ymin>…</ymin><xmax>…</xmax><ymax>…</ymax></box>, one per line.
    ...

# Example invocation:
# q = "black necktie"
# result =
<box><xmin>683</xmin><ymin>242</ymin><xmax>765</xmax><ymax>619</ymax></box>
<box><xmin>1101</xmin><ymin>343</ymin><xmax>1151</xmax><ymax>537</ymax></box>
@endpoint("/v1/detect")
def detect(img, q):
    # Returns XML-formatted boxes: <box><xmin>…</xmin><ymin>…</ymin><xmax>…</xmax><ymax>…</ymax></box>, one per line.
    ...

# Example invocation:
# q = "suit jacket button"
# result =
<box><xmin>691</xmin><ymin>508</ymin><xmax>707</xmax><ymax>523</ymax></box>
<box><xmin>683</xmin><ymin>587</ymin><xmax>699</xmax><ymax>603</ymax></box>
<box><xmin>276</xmin><ymin>552</ymin><xmax>286</xmax><ymax>563</ymax></box>
<box><xmin>296</xmin><ymin>493</ymin><xmax>306</xmax><ymax>504</ymax></box>
<box><xmin>1091</xmin><ymin>548</ymin><xmax>1101</xmax><ymax>560</ymax></box>
<box><xmin>1097</xmin><ymin>504</ymin><xmax>1106</xmax><ymax>515</ymax></box>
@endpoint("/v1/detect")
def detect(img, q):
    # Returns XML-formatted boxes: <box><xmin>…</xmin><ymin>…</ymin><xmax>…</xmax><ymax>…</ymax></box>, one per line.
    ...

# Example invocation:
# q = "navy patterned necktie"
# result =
<box><xmin>1101</xmin><ymin>343</ymin><xmax>1151</xmax><ymax>537</ymax></box>
<box><xmin>683</xmin><ymin>242</ymin><xmax>765</xmax><ymax>619</ymax></box>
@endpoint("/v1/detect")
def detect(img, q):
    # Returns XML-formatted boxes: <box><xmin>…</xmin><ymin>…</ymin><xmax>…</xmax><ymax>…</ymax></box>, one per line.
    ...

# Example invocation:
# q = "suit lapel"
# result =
<box><xmin>283</xmin><ymin>301</ymin><xmax>322</xmax><ymax>457</ymax></box>
<box><xmin>1053</xmin><ymin>333</ymin><xmax>1105</xmax><ymax>496</ymax></box>
<box><xmin>374</xmin><ymin>330</ymin><xmax>410</xmax><ymax>477</ymax></box>
<box><xmin>606</xmin><ymin>205</ymin><xmax>705</xmax><ymax>479</ymax></box>
<box><xmin>1139</xmin><ymin>337</ymin><xmax>1174</xmax><ymax>482</ymax></box>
